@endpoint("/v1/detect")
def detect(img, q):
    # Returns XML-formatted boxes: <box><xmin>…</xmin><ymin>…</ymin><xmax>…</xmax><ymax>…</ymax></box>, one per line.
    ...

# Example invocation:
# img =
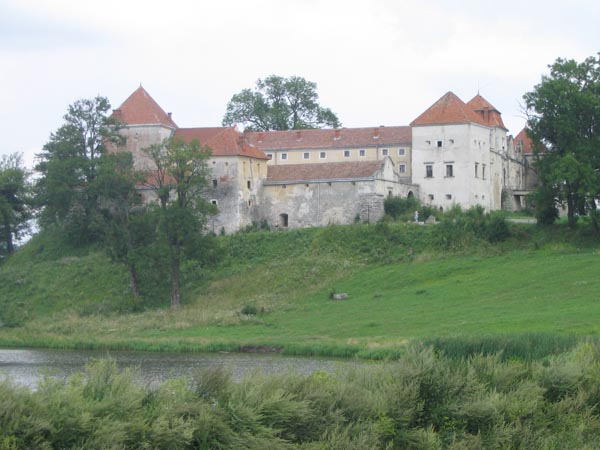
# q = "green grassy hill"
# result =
<box><xmin>1</xmin><ymin>221</ymin><xmax>599</xmax><ymax>359</ymax></box>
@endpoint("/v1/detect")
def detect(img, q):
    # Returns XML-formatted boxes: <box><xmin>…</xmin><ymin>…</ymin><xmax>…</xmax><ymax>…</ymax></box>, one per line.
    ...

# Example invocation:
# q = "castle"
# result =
<box><xmin>111</xmin><ymin>86</ymin><xmax>536</xmax><ymax>233</ymax></box>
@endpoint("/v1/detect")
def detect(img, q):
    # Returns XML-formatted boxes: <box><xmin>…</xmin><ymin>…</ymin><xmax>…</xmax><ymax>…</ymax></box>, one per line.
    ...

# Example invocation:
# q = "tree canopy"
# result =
<box><xmin>35</xmin><ymin>96</ymin><xmax>124</xmax><ymax>241</ymax></box>
<box><xmin>222</xmin><ymin>75</ymin><xmax>341</xmax><ymax>131</ymax></box>
<box><xmin>0</xmin><ymin>153</ymin><xmax>32</xmax><ymax>258</ymax></box>
<box><xmin>144</xmin><ymin>137</ymin><xmax>217</xmax><ymax>308</ymax></box>
<box><xmin>524</xmin><ymin>54</ymin><xmax>600</xmax><ymax>229</ymax></box>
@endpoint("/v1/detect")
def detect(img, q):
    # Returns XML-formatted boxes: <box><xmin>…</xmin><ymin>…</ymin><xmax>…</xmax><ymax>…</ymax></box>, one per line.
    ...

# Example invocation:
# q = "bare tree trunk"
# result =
<box><xmin>3</xmin><ymin>218</ymin><xmax>14</xmax><ymax>254</ymax></box>
<box><xmin>567</xmin><ymin>193</ymin><xmax>577</xmax><ymax>228</ymax></box>
<box><xmin>170</xmin><ymin>250</ymin><xmax>181</xmax><ymax>309</ymax></box>
<box><xmin>128</xmin><ymin>263</ymin><xmax>140</xmax><ymax>298</ymax></box>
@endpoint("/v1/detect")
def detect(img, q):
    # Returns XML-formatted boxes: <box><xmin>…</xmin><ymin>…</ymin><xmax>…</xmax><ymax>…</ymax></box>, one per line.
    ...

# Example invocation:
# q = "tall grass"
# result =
<box><xmin>3</xmin><ymin>343</ymin><xmax>600</xmax><ymax>449</ymax></box>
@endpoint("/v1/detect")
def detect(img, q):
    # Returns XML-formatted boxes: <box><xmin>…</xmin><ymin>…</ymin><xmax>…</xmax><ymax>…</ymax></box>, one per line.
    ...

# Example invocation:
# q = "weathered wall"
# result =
<box><xmin>412</xmin><ymin>123</ymin><xmax>494</xmax><ymax>211</ymax></box>
<box><xmin>205</xmin><ymin>156</ymin><xmax>267</xmax><ymax>234</ymax></box>
<box><xmin>112</xmin><ymin>124</ymin><xmax>175</xmax><ymax>170</ymax></box>
<box><xmin>260</xmin><ymin>180</ymin><xmax>382</xmax><ymax>228</ymax></box>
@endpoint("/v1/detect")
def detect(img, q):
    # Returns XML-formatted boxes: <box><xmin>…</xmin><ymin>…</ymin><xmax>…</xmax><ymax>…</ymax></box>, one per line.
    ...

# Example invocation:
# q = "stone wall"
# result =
<box><xmin>260</xmin><ymin>180</ymin><xmax>381</xmax><ymax>228</ymax></box>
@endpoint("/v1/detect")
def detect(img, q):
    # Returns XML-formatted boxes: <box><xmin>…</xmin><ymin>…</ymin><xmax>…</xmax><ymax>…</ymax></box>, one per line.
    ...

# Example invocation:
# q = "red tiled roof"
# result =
<box><xmin>410</xmin><ymin>92</ymin><xmax>487</xmax><ymax>127</ymax></box>
<box><xmin>266</xmin><ymin>160</ymin><xmax>384</xmax><ymax>183</ymax></box>
<box><xmin>247</xmin><ymin>126</ymin><xmax>411</xmax><ymax>150</ymax></box>
<box><xmin>466</xmin><ymin>94</ymin><xmax>506</xmax><ymax>129</ymax></box>
<box><xmin>174</xmin><ymin>127</ymin><xmax>269</xmax><ymax>160</ymax></box>
<box><xmin>514</xmin><ymin>128</ymin><xmax>535</xmax><ymax>154</ymax></box>
<box><xmin>112</xmin><ymin>86</ymin><xmax>177</xmax><ymax>128</ymax></box>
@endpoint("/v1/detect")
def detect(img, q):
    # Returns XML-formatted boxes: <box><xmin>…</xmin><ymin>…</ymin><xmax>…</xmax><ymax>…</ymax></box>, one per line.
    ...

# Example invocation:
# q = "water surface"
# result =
<box><xmin>0</xmin><ymin>348</ymin><xmax>355</xmax><ymax>389</ymax></box>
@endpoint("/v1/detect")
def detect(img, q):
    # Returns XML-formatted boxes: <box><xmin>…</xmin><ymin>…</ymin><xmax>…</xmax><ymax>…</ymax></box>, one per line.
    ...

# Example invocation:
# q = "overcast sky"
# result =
<box><xmin>1</xmin><ymin>0</ymin><xmax>599</xmax><ymax>168</ymax></box>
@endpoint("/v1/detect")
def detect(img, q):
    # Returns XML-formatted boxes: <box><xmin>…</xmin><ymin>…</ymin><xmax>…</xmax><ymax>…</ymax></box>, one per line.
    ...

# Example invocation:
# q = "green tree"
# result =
<box><xmin>144</xmin><ymin>137</ymin><xmax>216</xmax><ymax>308</ymax></box>
<box><xmin>0</xmin><ymin>153</ymin><xmax>32</xmax><ymax>258</ymax></box>
<box><xmin>523</xmin><ymin>54</ymin><xmax>600</xmax><ymax>229</ymax></box>
<box><xmin>35</xmin><ymin>96</ymin><xmax>124</xmax><ymax>242</ymax></box>
<box><xmin>93</xmin><ymin>152</ymin><xmax>156</xmax><ymax>299</ymax></box>
<box><xmin>222</xmin><ymin>75</ymin><xmax>341</xmax><ymax>131</ymax></box>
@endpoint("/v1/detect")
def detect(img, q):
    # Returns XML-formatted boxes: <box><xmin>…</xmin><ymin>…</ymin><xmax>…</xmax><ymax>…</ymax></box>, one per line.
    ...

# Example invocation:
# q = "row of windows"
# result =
<box><xmin>266</xmin><ymin>148</ymin><xmax>407</xmax><ymax>160</ymax></box>
<box><xmin>424</xmin><ymin>163</ymin><xmax>486</xmax><ymax>179</ymax></box>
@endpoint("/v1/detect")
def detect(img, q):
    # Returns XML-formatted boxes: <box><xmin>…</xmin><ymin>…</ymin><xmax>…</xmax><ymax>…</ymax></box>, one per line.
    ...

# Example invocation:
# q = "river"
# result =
<box><xmin>0</xmin><ymin>348</ymin><xmax>358</xmax><ymax>389</ymax></box>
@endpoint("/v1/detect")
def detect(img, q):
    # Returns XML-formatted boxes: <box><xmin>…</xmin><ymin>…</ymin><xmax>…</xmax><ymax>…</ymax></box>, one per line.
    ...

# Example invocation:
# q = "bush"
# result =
<box><xmin>241</xmin><ymin>304</ymin><xmax>258</xmax><ymax>315</ymax></box>
<box><xmin>384</xmin><ymin>196</ymin><xmax>419</xmax><ymax>220</ymax></box>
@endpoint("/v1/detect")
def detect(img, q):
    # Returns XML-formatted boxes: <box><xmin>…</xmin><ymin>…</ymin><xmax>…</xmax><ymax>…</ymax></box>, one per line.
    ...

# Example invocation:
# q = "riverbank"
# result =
<box><xmin>2</xmin><ymin>343</ymin><xmax>600</xmax><ymax>449</ymax></box>
<box><xmin>1</xmin><ymin>222</ymin><xmax>599</xmax><ymax>361</ymax></box>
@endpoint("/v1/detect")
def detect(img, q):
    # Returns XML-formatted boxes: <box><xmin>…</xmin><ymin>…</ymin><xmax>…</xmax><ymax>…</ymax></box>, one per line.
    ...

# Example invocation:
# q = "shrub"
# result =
<box><xmin>241</xmin><ymin>304</ymin><xmax>258</xmax><ymax>315</ymax></box>
<box><xmin>384</xmin><ymin>196</ymin><xmax>419</xmax><ymax>220</ymax></box>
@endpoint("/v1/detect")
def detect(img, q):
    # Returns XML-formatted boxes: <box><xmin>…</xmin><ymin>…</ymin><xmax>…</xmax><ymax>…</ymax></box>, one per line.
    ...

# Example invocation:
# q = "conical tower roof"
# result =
<box><xmin>467</xmin><ymin>94</ymin><xmax>506</xmax><ymax>129</ymax></box>
<box><xmin>112</xmin><ymin>86</ymin><xmax>177</xmax><ymax>128</ymax></box>
<box><xmin>410</xmin><ymin>92</ymin><xmax>485</xmax><ymax>126</ymax></box>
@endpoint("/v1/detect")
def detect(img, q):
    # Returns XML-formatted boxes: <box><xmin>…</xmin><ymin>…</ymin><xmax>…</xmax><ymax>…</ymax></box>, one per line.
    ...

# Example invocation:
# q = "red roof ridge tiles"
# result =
<box><xmin>112</xmin><ymin>86</ymin><xmax>177</xmax><ymax>128</ymax></box>
<box><xmin>266</xmin><ymin>160</ymin><xmax>385</xmax><ymax>183</ymax></box>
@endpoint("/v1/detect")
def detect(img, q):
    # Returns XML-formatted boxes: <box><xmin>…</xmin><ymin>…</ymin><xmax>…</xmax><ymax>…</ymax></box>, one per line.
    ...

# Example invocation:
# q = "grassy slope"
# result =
<box><xmin>1</xmin><ymin>223</ymin><xmax>599</xmax><ymax>358</ymax></box>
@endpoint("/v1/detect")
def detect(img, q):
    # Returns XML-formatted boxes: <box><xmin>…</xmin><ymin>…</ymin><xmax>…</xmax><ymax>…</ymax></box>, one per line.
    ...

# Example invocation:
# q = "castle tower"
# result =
<box><xmin>410</xmin><ymin>91</ymin><xmax>507</xmax><ymax>211</ymax></box>
<box><xmin>110</xmin><ymin>86</ymin><xmax>177</xmax><ymax>170</ymax></box>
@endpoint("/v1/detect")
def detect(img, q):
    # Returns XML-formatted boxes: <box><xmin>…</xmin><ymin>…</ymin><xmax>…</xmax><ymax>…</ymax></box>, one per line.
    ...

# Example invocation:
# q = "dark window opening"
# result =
<box><xmin>280</xmin><ymin>213</ymin><xmax>288</xmax><ymax>227</ymax></box>
<box><xmin>446</xmin><ymin>165</ymin><xmax>453</xmax><ymax>177</ymax></box>
<box><xmin>247</xmin><ymin>180</ymin><xmax>251</xmax><ymax>189</ymax></box>
<box><xmin>212</xmin><ymin>179</ymin><xmax>218</xmax><ymax>188</ymax></box>
<box><xmin>437</xmin><ymin>140</ymin><xmax>443</xmax><ymax>148</ymax></box>
<box><xmin>426</xmin><ymin>165</ymin><xmax>433</xmax><ymax>178</ymax></box>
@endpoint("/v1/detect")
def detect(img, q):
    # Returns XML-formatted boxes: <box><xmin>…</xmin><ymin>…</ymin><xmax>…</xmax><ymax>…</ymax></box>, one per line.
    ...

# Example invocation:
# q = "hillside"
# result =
<box><xmin>1</xmin><ymin>221</ymin><xmax>599</xmax><ymax>359</ymax></box>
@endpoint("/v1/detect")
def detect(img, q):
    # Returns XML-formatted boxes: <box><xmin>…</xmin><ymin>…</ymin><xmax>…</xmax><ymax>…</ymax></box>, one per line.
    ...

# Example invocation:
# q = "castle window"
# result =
<box><xmin>247</xmin><ymin>180</ymin><xmax>251</xmax><ymax>189</ymax></box>
<box><xmin>281</xmin><ymin>153</ymin><xmax>288</xmax><ymax>160</ymax></box>
<box><xmin>344</xmin><ymin>150</ymin><xmax>351</xmax><ymax>157</ymax></box>
<box><xmin>428</xmin><ymin>194</ymin><xmax>434</xmax><ymax>201</ymax></box>
<box><xmin>436</xmin><ymin>140</ymin><xmax>443</xmax><ymax>148</ymax></box>
<box><xmin>398</xmin><ymin>164</ymin><xmax>406</xmax><ymax>174</ymax></box>
<box><xmin>398</xmin><ymin>148</ymin><xmax>405</xmax><ymax>156</ymax></box>
<box><xmin>446</xmin><ymin>194</ymin><xmax>452</xmax><ymax>200</ymax></box>
<box><xmin>212</xmin><ymin>179</ymin><xmax>218</xmax><ymax>188</ymax></box>
<box><xmin>248</xmin><ymin>200</ymin><xmax>252</xmax><ymax>207</ymax></box>
<box><xmin>382</xmin><ymin>148</ymin><xmax>389</xmax><ymax>156</ymax></box>
<box><xmin>303</xmin><ymin>152</ymin><xmax>310</xmax><ymax>159</ymax></box>
<box><xmin>267</xmin><ymin>153</ymin><xmax>273</xmax><ymax>160</ymax></box>
<box><xmin>445</xmin><ymin>164</ymin><xmax>453</xmax><ymax>177</ymax></box>
<box><xmin>280</xmin><ymin>213</ymin><xmax>288</xmax><ymax>227</ymax></box>
<box><xmin>426</xmin><ymin>165</ymin><xmax>433</xmax><ymax>178</ymax></box>
<box><xmin>482</xmin><ymin>164</ymin><xmax>486</xmax><ymax>180</ymax></box>
<box><xmin>211</xmin><ymin>199</ymin><xmax>218</xmax><ymax>206</ymax></box>
<box><xmin>319</xmin><ymin>151</ymin><xmax>327</xmax><ymax>159</ymax></box>
<box><xmin>359</xmin><ymin>149</ymin><xmax>366</xmax><ymax>157</ymax></box>
<box><xmin>475</xmin><ymin>163</ymin><xmax>479</xmax><ymax>178</ymax></box>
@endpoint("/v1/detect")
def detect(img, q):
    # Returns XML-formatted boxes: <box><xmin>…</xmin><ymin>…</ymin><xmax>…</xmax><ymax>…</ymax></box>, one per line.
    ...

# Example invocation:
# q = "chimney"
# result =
<box><xmin>373</xmin><ymin>127</ymin><xmax>380</xmax><ymax>139</ymax></box>
<box><xmin>258</xmin><ymin>132</ymin><xmax>264</xmax><ymax>143</ymax></box>
<box><xmin>296</xmin><ymin>131</ymin><xmax>302</xmax><ymax>141</ymax></box>
<box><xmin>167</xmin><ymin>112</ymin><xmax>172</xmax><ymax>118</ymax></box>
<box><xmin>334</xmin><ymin>129</ymin><xmax>341</xmax><ymax>140</ymax></box>
<box><xmin>112</xmin><ymin>109</ymin><xmax>122</xmax><ymax>119</ymax></box>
